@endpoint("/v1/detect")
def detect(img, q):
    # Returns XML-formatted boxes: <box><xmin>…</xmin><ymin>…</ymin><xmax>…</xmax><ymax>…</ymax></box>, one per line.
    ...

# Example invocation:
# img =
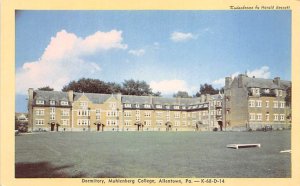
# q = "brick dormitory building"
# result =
<box><xmin>27</xmin><ymin>74</ymin><xmax>291</xmax><ymax>132</ymax></box>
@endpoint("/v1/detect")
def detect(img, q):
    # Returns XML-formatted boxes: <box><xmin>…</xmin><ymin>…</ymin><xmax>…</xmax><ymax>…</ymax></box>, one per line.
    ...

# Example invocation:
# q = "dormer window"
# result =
<box><xmin>124</xmin><ymin>103</ymin><xmax>131</xmax><ymax>108</ymax></box>
<box><xmin>174</xmin><ymin>105</ymin><xmax>179</xmax><ymax>109</ymax></box>
<box><xmin>80</xmin><ymin>101</ymin><xmax>88</xmax><ymax>108</ymax></box>
<box><xmin>136</xmin><ymin>104</ymin><xmax>140</xmax><ymax>108</ymax></box>
<box><xmin>144</xmin><ymin>104</ymin><xmax>151</xmax><ymax>108</ymax></box>
<box><xmin>264</xmin><ymin>89</ymin><xmax>270</xmax><ymax>94</ymax></box>
<box><xmin>36</xmin><ymin>100</ymin><xmax>44</xmax><ymax>105</ymax></box>
<box><xmin>61</xmin><ymin>101</ymin><xmax>68</xmax><ymax>106</ymax></box>
<box><xmin>156</xmin><ymin>105</ymin><xmax>162</xmax><ymax>109</ymax></box>
<box><xmin>252</xmin><ymin>88</ymin><xmax>260</xmax><ymax>95</ymax></box>
<box><xmin>50</xmin><ymin>100</ymin><xmax>55</xmax><ymax>105</ymax></box>
<box><xmin>278</xmin><ymin>90</ymin><xmax>283</xmax><ymax>97</ymax></box>
<box><xmin>165</xmin><ymin>105</ymin><xmax>170</xmax><ymax>109</ymax></box>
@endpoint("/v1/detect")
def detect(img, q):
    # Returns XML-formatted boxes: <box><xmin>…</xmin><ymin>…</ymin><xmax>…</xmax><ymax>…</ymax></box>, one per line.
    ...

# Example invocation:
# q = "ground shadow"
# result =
<box><xmin>15</xmin><ymin>161</ymin><xmax>86</xmax><ymax>178</ymax></box>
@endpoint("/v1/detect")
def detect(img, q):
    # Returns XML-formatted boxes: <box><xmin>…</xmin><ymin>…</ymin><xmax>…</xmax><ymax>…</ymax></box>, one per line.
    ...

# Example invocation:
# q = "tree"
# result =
<box><xmin>62</xmin><ymin>78</ymin><xmax>113</xmax><ymax>94</ymax></box>
<box><xmin>195</xmin><ymin>83</ymin><xmax>220</xmax><ymax>96</ymax></box>
<box><xmin>173</xmin><ymin>91</ymin><xmax>191</xmax><ymax>98</ymax></box>
<box><xmin>122</xmin><ymin>79</ymin><xmax>153</xmax><ymax>96</ymax></box>
<box><xmin>38</xmin><ymin>86</ymin><xmax>54</xmax><ymax>91</ymax></box>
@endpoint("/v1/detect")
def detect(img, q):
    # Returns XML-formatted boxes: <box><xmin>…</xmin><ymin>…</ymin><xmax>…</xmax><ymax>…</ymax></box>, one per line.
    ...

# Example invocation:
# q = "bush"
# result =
<box><xmin>213</xmin><ymin>127</ymin><xmax>218</xmax><ymax>131</ymax></box>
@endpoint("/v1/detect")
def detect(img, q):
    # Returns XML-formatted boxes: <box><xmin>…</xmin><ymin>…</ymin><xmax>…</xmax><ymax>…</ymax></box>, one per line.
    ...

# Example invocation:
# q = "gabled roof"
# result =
<box><xmin>74</xmin><ymin>93</ymin><xmax>115</xmax><ymax>104</ymax></box>
<box><xmin>239</xmin><ymin>76</ymin><xmax>291</xmax><ymax>90</ymax></box>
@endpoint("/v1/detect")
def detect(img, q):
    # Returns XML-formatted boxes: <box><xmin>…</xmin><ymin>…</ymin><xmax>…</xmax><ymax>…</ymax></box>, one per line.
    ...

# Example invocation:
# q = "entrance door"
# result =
<box><xmin>97</xmin><ymin>124</ymin><xmax>100</xmax><ymax>131</ymax></box>
<box><xmin>56</xmin><ymin>124</ymin><xmax>59</xmax><ymax>131</ymax></box>
<box><xmin>218</xmin><ymin>121</ymin><xmax>223</xmax><ymax>131</ymax></box>
<box><xmin>51</xmin><ymin>124</ymin><xmax>55</xmax><ymax>131</ymax></box>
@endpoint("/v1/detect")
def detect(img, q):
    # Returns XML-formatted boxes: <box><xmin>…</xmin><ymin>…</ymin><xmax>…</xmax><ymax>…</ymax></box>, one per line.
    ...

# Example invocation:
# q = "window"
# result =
<box><xmin>266</xmin><ymin>101</ymin><xmax>269</xmax><ymax>108</ymax></box>
<box><xmin>144</xmin><ymin>112</ymin><xmax>151</xmax><ymax>117</ymax></box>
<box><xmin>165</xmin><ymin>105</ymin><xmax>170</xmax><ymax>109</ymax></box>
<box><xmin>106</xmin><ymin>120</ymin><xmax>118</xmax><ymax>126</ymax></box>
<box><xmin>166</xmin><ymin>116</ymin><xmax>170</xmax><ymax>121</ymax></box>
<box><xmin>144</xmin><ymin>104</ymin><xmax>151</xmax><ymax>108</ymax></box>
<box><xmin>216</xmin><ymin>101</ymin><xmax>222</xmax><ymax>107</ymax></box>
<box><xmin>78</xmin><ymin>119</ymin><xmax>90</xmax><ymax>126</ymax></box>
<box><xmin>61</xmin><ymin>109</ymin><xmax>70</xmax><ymax>116</ymax></box>
<box><xmin>35</xmin><ymin>109</ymin><xmax>44</xmax><ymax>116</ymax></box>
<box><xmin>80</xmin><ymin>101</ymin><xmax>88</xmax><ymax>108</ymax></box>
<box><xmin>252</xmin><ymin>88</ymin><xmax>260</xmax><ymax>95</ymax></box>
<box><xmin>107</xmin><ymin>111</ymin><xmax>117</xmax><ymax>117</ymax></box>
<box><xmin>61</xmin><ymin>101</ymin><xmax>68</xmax><ymax>106</ymax></box>
<box><xmin>136</xmin><ymin>116</ymin><xmax>140</xmax><ymax>121</ymax></box>
<box><xmin>156</xmin><ymin>105</ymin><xmax>162</xmax><ymax>109</ymax></box>
<box><xmin>248</xmin><ymin>100</ymin><xmax>255</xmax><ymax>107</ymax></box>
<box><xmin>50</xmin><ymin>114</ymin><xmax>55</xmax><ymax>120</ymax></box>
<box><xmin>278</xmin><ymin>90</ymin><xmax>283</xmax><ymax>97</ymax></box>
<box><xmin>265</xmin><ymin>114</ymin><xmax>269</xmax><ymax>121</ymax></box>
<box><xmin>249</xmin><ymin>113</ymin><xmax>255</xmax><ymax>121</ymax></box>
<box><xmin>96</xmin><ymin>115</ymin><xmax>100</xmax><ymax>120</ymax></box>
<box><xmin>156</xmin><ymin>120</ymin><xmax>163</xmax><ymax>126</ymax></box>
<box><xmin>36</xmin><ymin>100</ymin><xmax>44</xmax><ymax>105</ymax></box>
<box><xmin>174</xmin><ymin>105</ymin><xmax>179</xmax><ymax>109</ymax></box>
<box><xmin>182</xmin><ymin>113</ymin><xmax>186</xmax><ymax>118</ymax></box>
<box><xmin>50</xmin><ymin>100</ymin><xmax>55</xmax><ymax>105</ymax></box>
<box><xmin>124</xmin><ymin>111</ymin><xmax>132</xmax><ymax>117</ymax></box>
<box><xmin>96</xmin><ymin>109</ymin><xmax>101</xmax><ymax>115</ymax></box>
<box><xmin>264</xmin><ymin>89</ymin><xmax>270</xmax><ymax>93</ymax></box>
<box><xmin>35</xmin><ymin>119</ymin><xmax>44</xmax><ymax>125</ymax></box>
<box><xmin>110</xmin><ymin>102</ymin><xmax>117</xmax><ymax>108</ymax></box>
<box><xmin>50</xmin><ymin>107</ymin><xmax>55</xmax><ymax>114</ymax></box>
<box><xmin>136</xmin><ymin>110</ymin><xmax>140</xmax><ymax>116</ymax></box>
<box><xmin>280</xmin><ymin>114</ymin><xmax>285</xmax><ymax>121</ymax></box>
<box><xmin>144</xmin><ymin>120</ymin><xmax>151</xmax><ymax>126</ymax></box>
<box><xmin>210</xmin><ymin>110</ymin><xmax>215</xmax><ymax>116</ymax></box>
<box><xmin>273</xmin><ymin>101</ymin><xmax>278</xmax><ymax>108</ymax></box>
<box><xmin>274</xmin><ymin>114</ymin><xmax>279</xmax><ymax>121</ymax></box>
<box><xmin>124</xmin><ymin>103</ymin><xmax>131</xmax><ymax>108</ymax></box>
<box><xmin>78</xmin><ymin>110</ymin><xmax>90</xmax><ymax>116</ymax></box>
<box><xmin>174</xmin><ymin>121</ymin><xmax>180</xmax><ymax>126</ymax></box>
<box><xmin>61</xmin><ymin>119</ymin><xmax>69</xmax><ymax>126</ymax></box>
<box><xmin>135</xmin><ymin>104</ymin><xmax>140</xmax><ymax>108</ymax></box>
<box><xmin>280</xmin><ymin>101</ymin><xmax>285</xmax><ymax>108</ymax></box>
<box><xmin>174</xmin><ymin>112</ymin><xmax>180</xmax><ymax>119</ymax></box>
<box><xmin>156</xmin><ymin>112</ymin><xmax>162</xmax><ymax>118</ymax></box>
<box><xmin>256</xmin><ymin>113</ymin><xmax>262</xmax><ymax>121</ymax></box>
<box><xmin>256</xmin><ymin>100</ymin><xmax>262</xmax><ymax>107</ymax></box>
<box><xmin>182</xmin><ymin>121</ymin><xmax>187</xmax><ymax>126</ymax></box>
<box><xmin>124</xmin><ymin>120</ymin><xmax>131</xmax><ymax>126</ymax></box>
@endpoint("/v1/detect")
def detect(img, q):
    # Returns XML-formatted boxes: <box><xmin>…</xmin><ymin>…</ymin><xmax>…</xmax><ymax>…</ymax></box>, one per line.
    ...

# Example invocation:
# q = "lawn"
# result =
<box><xmin>15</xmin><ymin>130</ymin><xmax>291</xmax><ymax>178</ymax></box>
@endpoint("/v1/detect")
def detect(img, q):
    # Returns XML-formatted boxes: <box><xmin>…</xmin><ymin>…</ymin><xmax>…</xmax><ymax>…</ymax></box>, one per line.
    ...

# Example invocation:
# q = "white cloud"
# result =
<box><xmin>128</xmin><ymin>49</ymin><xmax>145</xmax><ymax>56</ymax></box>
<box><xmin>212</xmin><ymin>66</ymin><xmax>271</xmax><ymax>86</ymax></box>
<box><xmin>16</xmin><ymin>29</ymin><xmax>127</xmax><ymax>94</ymax></box>
<box><xmin>247</xmin><ymin>66</ymin><xmax>271</xmax><ymax>79</ymax></box>
<box><xmin>170</xmin><ymin>31</ymin><xmax>196</xmax><ymax>42</ymax></box>
<box><xmin>150</xmin><ymin>79</ymin><xmax>197</xmax><ymax>95</ymax></box>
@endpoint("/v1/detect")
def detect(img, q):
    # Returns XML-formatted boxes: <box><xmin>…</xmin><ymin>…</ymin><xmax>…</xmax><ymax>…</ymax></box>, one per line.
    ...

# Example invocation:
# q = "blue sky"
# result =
<box><xmin>15</xmin><ymin>10</ymin><xmax>291</xmax><ymax>112</ymax></box>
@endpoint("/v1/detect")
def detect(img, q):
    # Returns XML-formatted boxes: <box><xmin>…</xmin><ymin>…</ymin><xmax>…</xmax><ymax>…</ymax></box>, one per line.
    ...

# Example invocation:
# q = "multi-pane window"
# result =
<box><xmin>35</xmin><ymin>119</ymin><xmax>44</xmax><ymax>125</ymax></box>
<box><xmin>50</xmin><ymin>114</ymin><xmax>55</xmax><ymax>120</ymax></box>
<box><xmin>280</xmin><ymin>114</ymin><xmax>285</xmax><ymax>121</ymax></box>
<box><xmin>273</xmin><ymin>101</ymin><xmax>278</xmax><ymax>108</ymax></box>
<box><xmin>36</xmin><ymin>100</ymin><xmax>44</xmax><ymax>105</ymax></box>
<box><xmin>61</xmin><ymin>109</ymin><xmax>70</xmax><ymax>116</ymax></box>
<box><xmin>136</xmin><ymin>104</ymin><xmax>140</xmax><ymax>108</ymax></box>
<box><xmin>174</xmin><ymin>112</ymin><xmax>180</xmax><ymax>119</ymax></box>
<box><xmin>256</xmin><ymin>113</ymin><xmax>262</xmax><ymax>121</ymax></box>
<box><xmin>109</xmin><ymin>102</ymin><xmax>117</xmax><ymax>108</ymax></box>
<box><xmin>210</xmin><ymin>110</ymin><xmax>215</xmax><ymax>116</ymax></box>
<box><xmin>156</xmin><ymin>105</ymin><xmax>162</xmax><ymax>109</ymax></box>
<box><xmin>278</xmin><ymin>90</ymin><xmax>283</xmax><ymax>97</ymax></box>
<box><xmin>78</xmin><ymin>110</ymin><xmax>90</xmax><ymax>116</ymax></box>
<box><xmin>256</xmin><ymin>100</ymin><xmax>262</xmax><ymax>107</ymax></box>
<box><xmin>61</xmin><ymin>101</ymin><xmax>68</xmax><ymax>106</ymax></box>
<box><xmin>144</xmin><ymin>120</ymin><xmax>151</xmax><ymax>126</ymax></box>
<box><xmin>78</xmin><ymin>119</ymin><xmax>90</xmax><ymax>126</ymax></box>
<box><xmin>182</xmin><ymin>121</ymin><xmax>187</xmax><ymax>126</ymax></box>
<box><xmin>136</xmin><ymin>110</ymin><xmax>140</xmax><ymax>116</ymax></box>
<box><xmin>80</xmin><ymin>101</ymin><xmax>88</xmax><ymax>108</ymax></box>
<box><xmin>156</xmin><ymin>120</ymin><xmax>163</xmax><ymax>126</ymax></box>
<box><xmin>252</xmin><ymin>88</ymin><xmax>260</xmax><ymax>95</ymax></box>
<box><xmin>124</xmin><ymin>111</ymin><xmax>132</xmax><ymax>117</ymax></box>
<box><xmin>248</xmin><ymin>100</ymin><xmax>255</xmax><ymax>107</ymax></box>
<box><xmin>144</xmin><ymin>112</ymin><xmax>151</xmax><ymax>117</ymax></box>
<box><xmin>61</xmin><ymin>119</ymin><xmax>69</xmax><ymax>126</ymax></box>
<box><xmin>274</xmin><ymin>114</ymin><xmax>279</xmax><ymax>121</ymax></box>
<box><xmin>96</xmin><ymin>115</ymin><xmax>101</xmax><ymax>120</ymax></box>
<box><xmin>107</xmin><ymin>111</ymin><xmax>117</xmax><ymax>117</ymax></box>
<box><xmin>144</xmin><ymin>104</ymin><xmax>151</xmax><ymax>108</ymax></box>
<box><xmin>182</xmin><ymin>113</ymin><xmax>186</xmax><ymax>118</ymax></box>
<box><xmin>35</xmin><ymin>109</ymin><xmax>44</xmax><ymax>116</ymax></box>
<box><xmin>266</xmin><ymin>101</ymin><xmax>269</xmax><ymax>108</ymax></box>
<box><xmin>96</xmin><ymin>109</ymin><xmax>101</xmax><ymax>115</ymax></box>
<box><xmin>50</xmin><ymin>107</ymin><xmax>55</xmax><ymax>114</ymax></box>
<box><xmin>174</xmin><ymin>121</ymin><xmax>180</xmax><ymax>126</ymax></box>
<box><xmin>165</xmin><ymin>105</ymin><xmax>170</xmax><ymax>109</ymax></box>
<box><xmin>280</xmin><ymin>101</ymin><xmax>285</xmax><ymax>108</ymax></box>
<box><xmin>106</xmin><ymin>120</ymin><xmax>118</xmax><ymax>126</ymax></box>
<box><xmin>174</xmin><ymin>105</ymin><xmax>180</xmax><ymax>109</ymax></box>
<box><xmin>124</xmin><ymin>103</ymin><xmax>131</xmax><ymax>108</ymax></box>
<box><xmin>124</xmin><ymin>120</ymin><xmax>131</xmax><ymax>126</ymax></box>
<box><xmin>50</xmin><ymin>100</ymin><xmax>55</xmax><ymax>105</ymax></box>
<box><xmin>136</xmin><ymin>116</ymin><xmax>140</xmax><ymax>121</ymax></box>
<box><xmin>249</xmin><ymin>113</ymin><xmax>255</xmax><ymax>121</ymax></box>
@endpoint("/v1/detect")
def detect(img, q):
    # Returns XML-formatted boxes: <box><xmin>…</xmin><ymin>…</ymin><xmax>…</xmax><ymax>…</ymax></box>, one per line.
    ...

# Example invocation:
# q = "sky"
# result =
<box><xmin>15</xmin><ymin>10</ymin><xmax>291</xmax><ymax>112</ymax></box>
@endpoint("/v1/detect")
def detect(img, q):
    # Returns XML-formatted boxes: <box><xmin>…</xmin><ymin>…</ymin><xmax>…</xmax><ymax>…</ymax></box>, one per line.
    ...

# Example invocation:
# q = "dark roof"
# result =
<box><xmin>34</xmin><ymin>90</ymin><xmax>68</xmax><ymax>101</ymax></box>
<box><xmin>240</xmin><ymin>76</ymin><xmax>291</xmax><ymax>90</ymax></box>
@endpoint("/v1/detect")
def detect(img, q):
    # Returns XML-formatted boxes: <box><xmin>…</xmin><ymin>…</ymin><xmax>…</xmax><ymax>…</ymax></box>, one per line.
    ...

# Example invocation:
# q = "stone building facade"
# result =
<box><xmin>28</xmin><ymin>89</ymin><xmax>223</xmax><ymax>132</ymax></box>
<box><xmin>224</xmin><ymin>74</ymin><xmax>291</xmax><ymax>131</ymax></box>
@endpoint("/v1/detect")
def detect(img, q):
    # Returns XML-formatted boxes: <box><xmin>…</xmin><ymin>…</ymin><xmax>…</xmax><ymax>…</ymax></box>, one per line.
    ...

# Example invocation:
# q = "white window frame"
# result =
<box><xmin>274</xmin><ymin>114</ymin><xmax>279</xmax><ymax>121</ymax></box>
<box><xmin>256</xmin><ymin>113</ymin><xmax>262</xmax><ymax>121</ymax></box>
<box><xmin>61</xmin><ymin>119</ymin><xmax>69</xmax><ymax>126</ymax></box>
<box><xmin>36</xmin><ymin>100</ymin><xmax>45</xmax><ymax>105</ymax></box>
<box><xmin>144</xmin><ymin>112</ymin><xmax>151</xmax><ymax>117</ymax></box>
<box><xmin>35</xmin><ymin>109</ymin><xmax>45</xmax><ymax>116</ymax></box>
<box><xmin>156</xmin><ymin>120</ymin><xmax>163</xmax><ymax>126</ymax></box>
<box><xmin>174</xmin><ymin>112</ymin><xmax>180</xmax><ymax>119</ymax></box>
<box><xmin>61</xmin><ymin>101</ymin><xmax>68</xmax><ymax>106</ymax></box>
<box><xmin>61</xmin><ymin>109</ymin><xmax>70</xmax><ymax>116</ymax></box>
<box><xmin>280</xmin><ymin>114</ymin><xmax>285</xmax><ymax>121</ymax></box>
<box><xmin>266</xmin><ymin>101</ymin><xmax>269</xmax><ymax>108</ymax></box>
<box><xmin>256</xmin><ymin>100</ymin><xmax>262</xmax><ymax>107</ymax></box>
<box><xmin>248</xmin><ymin>100</ymin><xmax>255</xmax><ymax>107</ymax></box>
<box><xmin>249</xmin><ymin>113</ymin><xmax>256</xmax><ymax>121</ymax></box>
<box><xmin>35</xmin><ymin>119</ymin><xmax>44</xmax><ymax>125</ymax></box>
<box><xmin>50</xmin><ymin>100</ymin><xmax>56</xmax><ymax>105</ymax></box>
<box><xmin>273</xmin><ymin>101</ymin><xmax>278</xmax><ymax>108</ymax></box>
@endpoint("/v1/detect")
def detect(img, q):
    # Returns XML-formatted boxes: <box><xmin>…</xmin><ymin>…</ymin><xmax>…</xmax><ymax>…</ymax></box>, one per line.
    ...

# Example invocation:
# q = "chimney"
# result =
<box><xmin>206</xmin><ymin>94</ymin><xmax>211</xmax><ymax>102</ymax></box>
<box><xmin>68</xmin><ymin>90</ymin><xmax>74</xmax><ymax>102</ymax></box>
<box><xmin>116</xmin><ymin>93</ymin><xmax>122</xmax><ymax>102</ymax></box>
<box><xmin>28</xmin><ymin>88</ymin><xmax>34</xmax><ymax>132</ymax></box>
<box><xmin>274</xmin><ymin>77</ymin><xmax>280</xmax><ymax>86</ymax></box>
<box><xmin>238</xmin><ymin>74</ymin><xmax>245</xmax><ymax>88</ymax></box>
<box><xmin>200</xmin><ymin>94</ymin><xmax>205</xmax><ymax>102</ymax></box>
<box><xmin>28</xmin><ymin>88</ymin><xmax>34</xmax><ymax>102</ymax></box>
<box><xmin>225</xmin><ymin>77</ymin><xmax>232</xmax><ymax>89</ymax></box>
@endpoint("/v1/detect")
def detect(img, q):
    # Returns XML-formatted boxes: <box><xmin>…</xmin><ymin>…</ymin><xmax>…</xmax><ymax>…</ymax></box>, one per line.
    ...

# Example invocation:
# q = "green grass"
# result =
<box><xmin>15</xmin><ymin>131</ymin><xmax>291</xmax><ymax>178</ymax></box>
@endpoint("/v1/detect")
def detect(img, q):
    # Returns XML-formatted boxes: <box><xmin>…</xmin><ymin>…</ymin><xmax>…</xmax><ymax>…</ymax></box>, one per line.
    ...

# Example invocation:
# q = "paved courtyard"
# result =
<box><xmin>15</xmin><ymin>130</ymin><xmax>291</xmax><ymax>178</ymax></box>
